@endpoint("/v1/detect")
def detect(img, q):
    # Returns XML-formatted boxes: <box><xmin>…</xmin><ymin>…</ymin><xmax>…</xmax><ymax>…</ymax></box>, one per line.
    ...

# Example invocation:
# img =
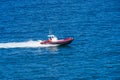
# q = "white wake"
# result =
<box><xmin>0</xmin><ymin>40</ymin><xmax>58</xmax><ymax>49</ymax></box>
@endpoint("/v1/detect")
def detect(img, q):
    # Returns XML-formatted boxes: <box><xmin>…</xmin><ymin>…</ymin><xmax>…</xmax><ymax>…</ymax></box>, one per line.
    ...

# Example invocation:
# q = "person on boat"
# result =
<box><xmin>48</xmin><ymin>37</ymin><xmax>52</xmax><ymax>42</ymax></box>
<box><xmin>48</xmin><ymin>35</ymin><xmax>58</xmax><ymax>42</ymax></box>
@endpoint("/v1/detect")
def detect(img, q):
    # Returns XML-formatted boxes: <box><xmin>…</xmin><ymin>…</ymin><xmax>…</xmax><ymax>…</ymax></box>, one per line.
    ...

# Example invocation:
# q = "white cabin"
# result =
<box><xmin>48</xmin><ymin>35</ymin><xmax>58</xmax><ymax>42</ymax></box>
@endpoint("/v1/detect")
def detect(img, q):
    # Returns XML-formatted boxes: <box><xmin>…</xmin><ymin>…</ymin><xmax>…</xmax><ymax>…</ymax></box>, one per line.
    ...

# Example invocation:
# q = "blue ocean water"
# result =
<box><xmin>0</xmin><ymin>0</ymin><xmax>120</xmax><ymax>80</ymax></box>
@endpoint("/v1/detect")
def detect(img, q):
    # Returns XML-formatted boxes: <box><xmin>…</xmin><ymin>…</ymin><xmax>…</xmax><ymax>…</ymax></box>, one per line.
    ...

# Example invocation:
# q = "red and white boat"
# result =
<box><xmin>40</xmin><ymin>35</ymin><xmax>73</xmax><ymax>46</ymax></box>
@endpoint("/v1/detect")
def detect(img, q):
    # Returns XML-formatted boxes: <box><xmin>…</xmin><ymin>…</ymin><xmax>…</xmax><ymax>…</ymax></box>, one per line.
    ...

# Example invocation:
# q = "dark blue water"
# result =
<box><xmin>0</xmin><ymin>0</ymin><xmax>120</xmax><ymax>80</ymax></box>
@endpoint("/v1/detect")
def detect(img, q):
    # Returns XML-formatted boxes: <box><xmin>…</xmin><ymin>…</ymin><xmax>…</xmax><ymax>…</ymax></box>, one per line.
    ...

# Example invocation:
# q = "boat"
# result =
<box><xmin>40</xmin><ymin>35</ymin><xmax>74</xmax><ymax>46</ymax></box>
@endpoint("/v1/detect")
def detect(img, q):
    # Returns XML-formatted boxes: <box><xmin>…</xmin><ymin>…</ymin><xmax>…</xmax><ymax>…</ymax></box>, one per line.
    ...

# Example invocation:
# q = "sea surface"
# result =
<box><xmin>0</xmin><ymin>0</ymin><xmax>120</xmax><ymax>80</ymax></box>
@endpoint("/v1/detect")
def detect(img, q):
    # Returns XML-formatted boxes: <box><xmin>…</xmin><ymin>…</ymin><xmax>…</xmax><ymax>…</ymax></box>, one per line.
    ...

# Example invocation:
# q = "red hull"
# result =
<box><xmin>40</xmin><ymin>38</ymin><xmax>73</xmax><ymax>46</ymax></box>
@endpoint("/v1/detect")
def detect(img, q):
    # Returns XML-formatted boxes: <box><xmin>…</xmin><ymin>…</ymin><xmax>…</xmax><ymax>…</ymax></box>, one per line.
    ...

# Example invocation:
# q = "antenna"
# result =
<box><xmin>49</xmin><ymin>29</ymin><xmax>51</xmax><ymax>35</ymax></box>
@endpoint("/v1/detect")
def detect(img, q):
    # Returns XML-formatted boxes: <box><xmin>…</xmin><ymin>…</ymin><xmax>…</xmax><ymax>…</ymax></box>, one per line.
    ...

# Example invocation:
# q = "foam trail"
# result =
<box><xmin>0</xmin><ymin>40</ymin><xmax>58</xmax><ymax>49</ymax></box>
